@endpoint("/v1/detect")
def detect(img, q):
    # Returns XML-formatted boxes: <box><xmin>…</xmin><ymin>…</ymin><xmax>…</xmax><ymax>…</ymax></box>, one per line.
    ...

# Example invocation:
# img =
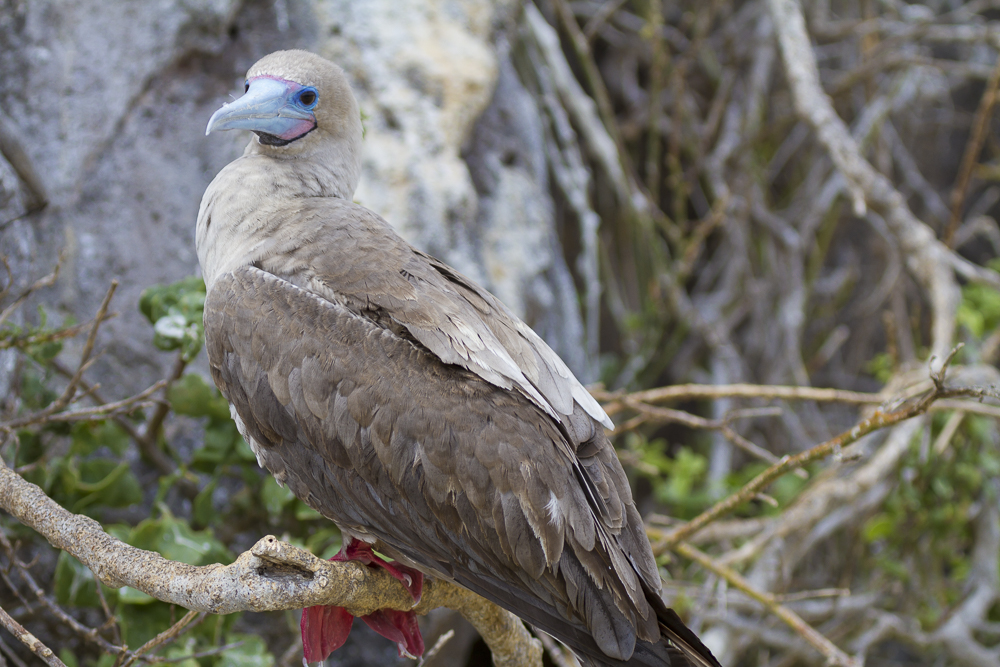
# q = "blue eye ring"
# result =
<box><xmin>295</xmin><ymin>87</ymin><xmax>318</xmax><ymax>109</ymax></box>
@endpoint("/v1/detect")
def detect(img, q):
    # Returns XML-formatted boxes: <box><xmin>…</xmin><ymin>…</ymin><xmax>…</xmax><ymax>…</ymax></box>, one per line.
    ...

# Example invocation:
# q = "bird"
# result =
<box><xmin>196</xmin><ymin>49</ymin><xmax>722</xmax><ymax>667</ymax></box>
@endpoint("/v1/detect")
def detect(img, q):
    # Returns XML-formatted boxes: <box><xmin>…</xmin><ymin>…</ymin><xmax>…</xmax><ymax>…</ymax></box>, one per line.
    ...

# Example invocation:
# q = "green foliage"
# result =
<box><xmin>129</xmin><ymin>507</ymin><xmax>232</xmax><ymax>566</ymax></box>
<box><xmin>17</xmin><ymin>421</ymin><xmax>143</xmax><ymax>519</ymax></box>
<box><xmin>0</xmin><ymin>305</ymin><xmax>68</xmax><ymax>362</ymax></box>
<box><xmin>169</xmin><ymin>373</ymin><xmax>257</xmax><ymax>477</ymax></box>
<box><xmin>865</xmin><ymin>352</ymin><xmax>895</xmax><ymax>384</ymax></box>
<box><xmin>627</xmin><ymin>431</ymin><xmax>809</xmax><ymax>521</ymax></box>
<box><xmin>217</xmin><ymin>635</ymin><xmax>275</xmax><ymax>667</ymax></box>
<box><xmin>629</xmin><ymin>432</ymin><xmax>711</xmax><ymax>516</ymax></box>
<box><xmin>3</xmin><ymin>274</ymin><xmax>339</xmax><ymax>666</ymax></box>
<box><xmin>862</xmin><ymin>414</ymin><xmax>1000</xmax><ymax>628</ymax></box>
<box><xmin>956</xmin><ymin>259</ymin><xmax>1000</xmax><ymax>341</ymax></box>
<box><xmin>140</xmin><ymin>276</ymin><xmax>206</xmax><ymax>361</ymax></box>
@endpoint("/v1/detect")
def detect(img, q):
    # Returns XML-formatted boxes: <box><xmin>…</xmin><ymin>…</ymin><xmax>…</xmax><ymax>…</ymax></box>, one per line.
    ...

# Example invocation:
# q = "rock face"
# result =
<box><xmin>0</xmin><ymin>0</ymin><xmax>592</xmax><ymax>393</ymax></box>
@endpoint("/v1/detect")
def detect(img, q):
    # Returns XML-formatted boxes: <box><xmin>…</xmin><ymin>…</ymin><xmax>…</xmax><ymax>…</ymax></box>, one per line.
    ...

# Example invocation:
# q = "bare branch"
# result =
<box><xmin>0</xmin><ymin>530</ymin><xmax>122</xmax><ymax>655</ymax></box>
<box><xmin>0</xmin><ymin>115</ymin><xmax>48</xmax><ymax>214</ymax></box>
<box><xmin>121</xmin><ymin>611</ymin><xmax>204</xmax><ymax>667</ymax></box>
<box><xmin>1</xmin><ymin>380</ymin><xmax>167</xmax><ymax>431</ymax></box>
<box><xmin>0</xmin><ymin>459</ymin><xmax>541</xmax><ymax>666</ymax></box>
<box><xmin>0</xmin><ymin>265</ymin><xmax>60</xmax><ymax>330</ymax></box>
<box><xmin>768</xmin><ymin>0</ymin><xmax>963</xmax><ymax>362</ymax></box>
<box><xmin>0</xmin><ymin>604</ymin><xmax>66</xmax><ymax>667</ymax></box>
<box><xmin>675</xmin><ymin>541</ymin><xmax>860</xmax><ymax>667</ymax></box>
<box><xmin>944</xmin><ymin>52</ymin><xmax>1000</xmax><ymax>246</ymax></box>
<box><xmin>656</xmin><ymin>350</ymin><xmax>987</xmax><ymax>548</ymax></box>
<box><xmin>594</xmin><ymin>383</ymin><xmax>886</xmax><ymax>418</ymax></box>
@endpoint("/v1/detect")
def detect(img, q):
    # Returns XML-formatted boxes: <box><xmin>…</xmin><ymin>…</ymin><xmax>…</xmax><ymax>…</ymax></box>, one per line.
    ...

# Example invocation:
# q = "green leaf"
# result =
<box><xmin>217</xmin><ymin>634</ymin><xmax>274</xmax><ymax>667</ymax></box>
<box><xmin>169</xmin><ymin>374</ymin><xmax>230</xmax><ymax>421</ymax></box>
<box><xmin>261</xmin><ymin>476</ymin><xmax>294</xmax><ymax>516</ymax></box>
<box><xmin>306</xmin><ymin>527</ymin><xmax>342</xmax><ymax>560</ymax></box>
<box><xmin>863</xmin><ymin>513</ymin><xmax>895</xmax><ymax>542</ymax></box>
<box><xmin>20</xmin><ymin>368</ymin><xmax>58</xmax><ymax>410</ymax></box>
<box><xmin>191</xmin><ymin>420</ymin><xmax>246</xmax><ymax>473</ymax></box>
<box><xmin>140</xmin><ymin>276</ymin><xmax>206</xmax><ymax>325</ymax></box>
<box><xmin>29</xmin><ymin>339</ymin><xmax>63</xmax><ymax>362</ymax></box>
<box><xmin>117</xmin><ymin>586</ymin><xmax>156</xmax><ymax>605</ymax></box>
<box><xmin>657</xmin><ymin>447</ymin><xmax>707</xmax><ymax>504</ymax></box>
<box><xmin>116</xmin><ymin>600</ymin><xmax>174</xmax><ymax>648</ymax></box>
<box><xmin>128</xmin><ymin>509</ymin><xmax>231</xmax><ymax>566</ymax></box>
<box><xmin>59</xmin><ymin>649</ymin><xmax>78</xmax><ymax>667</ymax></box>
<box><xmin>70</xmin><ymin>421</ymin><xmax>130</xmax><ymax>457</ymax></box>
<box><xmin>72</xmin><ymin>459</ymin><xmax>143</xmax><ymax>512</ymax></box>
<box><xmin>294</xmin><ymin>499</ymin><xmax>322</xmax><ymax>522</ymax></box>
<box><xmin>865</xmin><ymin>352</ymin><xmax>895</xmax><ymax>384</ymax></box>
<box><xmin>140</xmin><ymin>276</ymin><xmax>207</xmax><ymax>360</ymax></box>
<box><xmin>54</xmin><ymin>552</ymin><xmax>103</xmax><ymax>608</ymax></box>
<box><xmin>192</xmin><ymin>479</ymin><xmax>219</xmax><ymax>528</ymax></box>
<box><xmin>15</xmin><ymin>430</ymin><xmax>44</xmax><ymax>466</ymax></box>
<box><xmin>159</xmin><ymin>643</ymin><xmax>200</xmax><ymax>667</ymax></box>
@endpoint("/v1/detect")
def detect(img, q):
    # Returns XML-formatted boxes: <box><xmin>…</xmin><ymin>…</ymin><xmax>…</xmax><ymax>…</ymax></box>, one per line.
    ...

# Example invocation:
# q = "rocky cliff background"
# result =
<box><xmin>0</xmin><ymin>0</ymin><xmax>592</xmax><ymax>394</ymax></box>
<box><xmin>3</xmin><ymin>1</ymin><xmax>1000</xmax><ymax>666</ymax></box>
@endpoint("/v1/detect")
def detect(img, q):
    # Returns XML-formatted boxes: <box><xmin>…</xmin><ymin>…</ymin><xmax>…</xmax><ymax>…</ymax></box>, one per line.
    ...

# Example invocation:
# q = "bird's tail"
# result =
<box><xmin>655</xmin><ymin>606</ymin><xmax>722</xmax><ymax>667</ymax></box>
<box><xmin>571</xmin><ymin>600</ymin><xmax>723</xmax><ymax>667</ymax></box>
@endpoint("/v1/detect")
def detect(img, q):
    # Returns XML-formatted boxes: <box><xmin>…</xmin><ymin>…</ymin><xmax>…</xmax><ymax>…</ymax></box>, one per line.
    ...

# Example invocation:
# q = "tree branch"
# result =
<box><xmin>0</xmin><ymin>459</ymin><xmax>541</xmax><ymax>666</ymax></box>
<box><xmin>674</xmin><ymin>541</ymin><xmax>860</xmax><ymax>667</ymax></box>
<box><xmin>656</xmin><ymin>348</ymin><xmax>992</xmax><ymax>548</ymax></box>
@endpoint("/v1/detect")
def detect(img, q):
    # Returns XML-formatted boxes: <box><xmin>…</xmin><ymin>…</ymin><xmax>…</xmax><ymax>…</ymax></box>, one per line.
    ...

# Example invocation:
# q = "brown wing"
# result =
<box><xmin>257</xmin><ymin>198</ymin><xmax>611</xmax><ymax>430</ymax></box>
<box><xmin>205</xmin><ymin>266</ymin><xmax>665</xmax><ymax>662</ymax></box>
<box><xmin>254</xmin><ymin>197</ymin><xmax>646</xmax><ymax>540</ymax></box>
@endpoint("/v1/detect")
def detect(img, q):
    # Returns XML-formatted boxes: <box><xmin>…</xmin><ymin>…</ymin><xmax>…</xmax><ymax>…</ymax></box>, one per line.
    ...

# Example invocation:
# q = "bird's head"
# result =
<box><xmin>206</xmin><ymin>50</ymin><xmax>363</xmax><ymax>162</ymax></box>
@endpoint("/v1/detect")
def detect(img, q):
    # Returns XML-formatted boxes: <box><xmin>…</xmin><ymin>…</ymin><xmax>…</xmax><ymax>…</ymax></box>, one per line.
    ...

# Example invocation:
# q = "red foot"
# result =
<box><xmin>300</xmin><ymin>538</ymin><xmax>425</xmax><ymax>663</ymax></box>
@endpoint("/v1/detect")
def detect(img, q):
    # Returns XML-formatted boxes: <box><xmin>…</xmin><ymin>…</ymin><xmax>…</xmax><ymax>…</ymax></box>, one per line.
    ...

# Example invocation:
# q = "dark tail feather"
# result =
<box><xmin>656</xmin><ymin>606</ymin><xmax>723</xmax><ymax>667</ymax></box>
<box><xmin>571</xmin><ymin>602</ymin><xmax>723</xmax><ymax>667</ymax></box>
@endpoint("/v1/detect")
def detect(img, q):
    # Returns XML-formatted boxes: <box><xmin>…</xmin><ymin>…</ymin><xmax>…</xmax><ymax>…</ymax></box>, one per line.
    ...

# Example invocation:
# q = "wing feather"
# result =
<box><xmin>266</xmin><ymin>199</ymin><xmax>610</xmax><ymax>429</ymax></box>
<box><xmin>204</xmin><ymin>267</ymin><xmax>668</xmax><ymax>663</ymax></box>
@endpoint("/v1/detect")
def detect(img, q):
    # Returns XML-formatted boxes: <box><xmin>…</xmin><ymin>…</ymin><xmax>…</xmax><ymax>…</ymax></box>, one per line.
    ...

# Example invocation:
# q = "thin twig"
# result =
<box><xmin>773</xmin><ymin>588</ymin><xmax>851</xmax><ymax>603</ymax></box>
<box><xmin>595</xmin><ymin>383</ymin><xmax>886</xmax><ymax>417</ymax></box>
<box><xmin>674</xmin><ymin>541</ymin><xmax>860</xmax><ymax>667</ymax></box>
<box><xmin>0</xmin><ymin>604</ymin><xmax>66</xmax><ymax>667</ymax></box>
<box><xmin>536</xmin><ymin>631</ymin><xmax>580</xmax><ymax>667</ymax></box>
<box><xmin>0</xmin><ymin>266</ymin><xmax>60</xmax><ymax>330</ymax></box>
<box><xmin>136</xmin><ymin>355</ymin><xmax>188</xmax><ymax>473</ymax></box>
<box><xmin>621</xmin><ymin>397</ymin><xmax>794</xmax><ymax>469</ymax></box>
<box><xmin>1</xmin><ymin>380</ymin><xmax>166</xmax><ymax>431</ymax></box>
<box><xmin>657</xmin><ymin>349</ymin><xmax>987</xmax><ymax>548</ymax></box>
<box><xmin>0</xmin><ymin>531</ymin><xmax>122</xmax><ymax>655</ymax></box>
<box><xmin>0</xmin><ymin>637</ymin><xmax>29</xmax><ymax>667</ymax></box>
<box><xmin>0</xmin><ymin>115</ymin><xmax>48</xmax><ymax>214</ymax></box>
<box><xmin>121</xmin><ymin>611</ymin><xmax>204</xmax><ymax>667</ymax></box>
<box><xmin>0</xmin><ymin>256</ymin><xmax>12</xmax><ymax>303</ymax></box>
<box><xmin>49</xmin><ymin>359</ymin><xmax>144</xmax><ymax>450</ymax></box>
<box><xmin>417</xmin><ymin>629</ymin><xmax>455</xmax><ymax>667</ymax></box>
<box><xmin>7</xmin><ymin>281</ymin><xmax>118</xmax><ymax>430</ymax></box>
<box><xmin>943</xmin><ymin>51</ymin><xmax>1000</xmax><ymax>246</ymax></box>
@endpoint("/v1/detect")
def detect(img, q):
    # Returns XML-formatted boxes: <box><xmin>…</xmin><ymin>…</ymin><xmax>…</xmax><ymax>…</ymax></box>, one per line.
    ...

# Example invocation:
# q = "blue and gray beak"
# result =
<box><xmin>206</xmin><ymin>76</ymin><xmax>318</xmax><ymax>144</ymax></box>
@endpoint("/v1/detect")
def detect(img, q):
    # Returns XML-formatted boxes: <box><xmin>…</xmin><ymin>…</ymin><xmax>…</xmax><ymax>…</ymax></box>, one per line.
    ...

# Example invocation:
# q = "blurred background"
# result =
<box><xmin>1</xmin><ymin>0</ymin><xmax>999</xmax><ymax>665</ymax></box>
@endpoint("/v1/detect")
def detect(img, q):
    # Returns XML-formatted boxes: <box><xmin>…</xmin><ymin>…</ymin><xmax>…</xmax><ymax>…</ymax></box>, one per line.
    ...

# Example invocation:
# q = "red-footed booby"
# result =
<box><xmin>197</xmin><ymin>50</ymin><xmax>722</xmax><ymax>667</ymax></box>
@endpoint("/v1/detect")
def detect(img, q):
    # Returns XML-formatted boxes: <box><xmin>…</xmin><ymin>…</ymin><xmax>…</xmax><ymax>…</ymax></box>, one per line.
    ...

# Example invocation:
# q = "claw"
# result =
<box><xmin>300</xmin><ymin>538</ymin><xmax>425</xmax><ymax>663</ymax></box>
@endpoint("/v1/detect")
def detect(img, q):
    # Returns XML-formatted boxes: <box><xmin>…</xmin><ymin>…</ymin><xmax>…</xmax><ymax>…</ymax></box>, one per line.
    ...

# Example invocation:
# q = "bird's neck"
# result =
<box><xmin>244</xmin><ymin>134</ymin><xmax>361</xmax><ymax>200</ymax></box>
<box><xmin>196</xmin><ymin>139</ymin><xmax>360</xmax><ymax>291</ymax></box>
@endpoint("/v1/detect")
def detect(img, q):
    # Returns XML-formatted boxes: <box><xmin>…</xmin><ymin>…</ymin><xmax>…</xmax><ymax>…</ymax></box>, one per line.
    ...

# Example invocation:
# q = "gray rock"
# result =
<box><xmin>0</xmin><ymin>0</ymin><xmax>592</xmax><ymax>396</ymax></box>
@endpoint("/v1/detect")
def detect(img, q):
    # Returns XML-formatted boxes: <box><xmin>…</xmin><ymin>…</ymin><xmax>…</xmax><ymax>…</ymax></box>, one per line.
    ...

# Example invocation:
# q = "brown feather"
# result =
<box><xmin>198</xmin><ymin>50</ymin><xmax>723</xmax><ymax>667</ymax></box>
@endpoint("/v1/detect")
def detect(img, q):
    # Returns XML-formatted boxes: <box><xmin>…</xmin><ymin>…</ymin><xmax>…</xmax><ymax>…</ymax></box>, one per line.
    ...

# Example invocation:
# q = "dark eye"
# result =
<box><xmin>244</xmin><ymin>80</ymin><xmax>249</xmax><ymax>93</ymax></box>
<box><xmin>297</xmin><ymin>87</ymin><xmax>318</xmax><ymax>108</ymax></box>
